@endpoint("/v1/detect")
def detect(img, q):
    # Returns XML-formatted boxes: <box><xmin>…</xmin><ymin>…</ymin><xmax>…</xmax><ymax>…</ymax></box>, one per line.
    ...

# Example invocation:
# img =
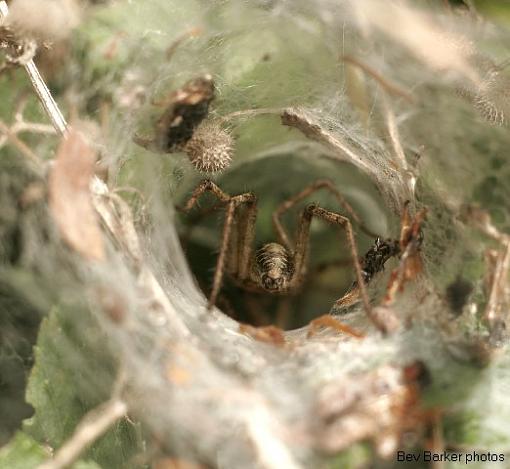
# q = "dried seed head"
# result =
<box><xmin>7</xmin><ymin>0</ymin><xmax>81</xmax><ymax>42</ymax></box>
<box><xmin>184</xmin><ymin>122</ymin><xmax>234</xmax><ymax>173</ymax></box>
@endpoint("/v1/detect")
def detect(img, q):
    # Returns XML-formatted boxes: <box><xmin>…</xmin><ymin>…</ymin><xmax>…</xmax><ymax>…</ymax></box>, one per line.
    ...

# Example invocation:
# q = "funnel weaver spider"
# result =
<box><xmin>182</xmin><ymin>179</ymin><xmax>410</xmax><ymax>332</ymax></box>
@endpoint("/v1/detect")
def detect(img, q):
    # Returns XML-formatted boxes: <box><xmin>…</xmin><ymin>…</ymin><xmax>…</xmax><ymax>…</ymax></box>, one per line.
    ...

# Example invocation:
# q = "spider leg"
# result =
<box><xmin>307</xmin><ymin>314</ymin><xmax>365</xmax><ymax>339</ymax></box>
<box><xmin>272</xmin><ymin>178</ymin><xmax>380</xmax><ymax>251</ymax></box>
<box><xmin>182</xmin><ymin>180</ymin><xmax>256</xmax><ymax>309</ymax></box>
<box><xmin>210</xmin><ymin>200</ymin><xmax>236</xmax><ymax>309</ymax></box>
<box><xmin>235</xmin><ymin>196</ymin><xmax>258</xmax><ymax>281</ymax></box>
<box><xmin>176</xmin><ymin>200</ymin><xmax>224</xmax><ymax>252</ymax></box>
<box><xmin>290</xmin><ymin>203</ymin><xmax>388</xmax><ymax>333</ymax></box>
<box><xmin>183</xmin><ymin>179</ymin><xmax>232</xmax><ymax>210</ymax></box>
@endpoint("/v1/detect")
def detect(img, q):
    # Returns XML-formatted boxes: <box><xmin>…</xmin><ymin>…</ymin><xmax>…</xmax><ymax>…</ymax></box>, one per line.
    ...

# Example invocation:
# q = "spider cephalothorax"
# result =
<box><xmin>255</xmin><ymin>242</ymin><xmax>294</xmax><ymax>292</ymax></box>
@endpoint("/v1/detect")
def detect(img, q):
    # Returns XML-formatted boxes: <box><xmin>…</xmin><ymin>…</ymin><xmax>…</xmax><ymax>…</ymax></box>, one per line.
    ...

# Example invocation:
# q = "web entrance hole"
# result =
<box><xmin>177</xmin><ymin>151</ymin><xmax>392</xmax><ymax>330</ymax></box>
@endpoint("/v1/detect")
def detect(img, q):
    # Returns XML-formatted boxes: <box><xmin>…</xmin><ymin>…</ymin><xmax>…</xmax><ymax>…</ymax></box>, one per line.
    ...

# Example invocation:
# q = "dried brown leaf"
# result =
<box><xmin>49</xmin><ymin>129</ymin><xmax>104</xmax><ymax>261</ymax></box>
<box><xmin>239</xmin><ymin>324</ymin><xmax>286</xmax><ymax>347</ymax></box>
<box><xmin>315</xmin><ymin>362</ymin><xmax>430</xmax><ymax>458</ymax></box>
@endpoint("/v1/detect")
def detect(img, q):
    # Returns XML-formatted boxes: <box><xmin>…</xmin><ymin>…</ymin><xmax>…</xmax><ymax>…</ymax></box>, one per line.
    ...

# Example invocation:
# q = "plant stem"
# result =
<box><xmin>0</xmin><ymin>1</ymin><xmax>68</xmax><ymax>136</ymax></box>
<box><xmin>37</xmin><ymin>398</ymin><xmax>128</xmax><ymax>469</ymax></box>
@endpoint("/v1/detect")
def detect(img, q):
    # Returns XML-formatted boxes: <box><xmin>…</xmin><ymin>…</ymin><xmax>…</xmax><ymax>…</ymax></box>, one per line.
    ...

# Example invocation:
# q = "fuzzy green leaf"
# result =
<box><xmin>23</xmin><ymin>307</ymin><xmax>144</xmax><ymax>468</ymax></box>
<box><xmin>0</xmin><ymin>432</ymin><xmax>101</xmax><ymax>469</ymax></box>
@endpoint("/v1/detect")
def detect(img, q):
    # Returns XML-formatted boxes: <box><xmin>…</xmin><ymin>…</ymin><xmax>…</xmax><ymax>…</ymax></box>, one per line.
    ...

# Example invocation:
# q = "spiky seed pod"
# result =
<box><xmin>184</xmin><ymin>122</ymin><xmax>234</xmax><ymax>174</ymax></box>
<box><xmin>6</xmin><ymin>0</ymin><xmax>81</xmax><ymax>42</ymax></box>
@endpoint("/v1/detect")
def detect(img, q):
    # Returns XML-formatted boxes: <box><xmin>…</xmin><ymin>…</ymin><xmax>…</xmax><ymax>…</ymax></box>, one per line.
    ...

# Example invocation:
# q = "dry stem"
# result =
<box><xmin>281</xmin><ymin>107</ymin><xmax>372</xmax><ymax>174</ymax></box>
<box><xmin>218</xmin><ymin>107</ymin><xmax>282</xmax><ymax>123</ymax></box>
<box><xmin>485</xmin><ymin>239</ymin><xmax>510</xmax><ymax>327</ymax></box>
<box><xmin>0</xmin><ymin>119</ymin><xmax>40</xmax><ymax>163</ymax></box>
<box><xmin>0</xmin><ymin>1</ymin><xmax>68</xmax><ymax>136</ymax></box>
<box><xmin>37</xmin><ymin>398</ymin><xmax>128</xmax><ymax>469</ymax></box>
<box><xmin>463</xmin><ymin>206</ymin><xmax>510</xmax><ymax>330</ymax></box>
<box><xmin>341</xmin><ymin>54</ymin><xmax>415</xmax><ymax>104</ymax></box>
<box><xmin>0</xmin><ymin>95</ymin><xmax>56</xmax><ymax>165</ymax></box>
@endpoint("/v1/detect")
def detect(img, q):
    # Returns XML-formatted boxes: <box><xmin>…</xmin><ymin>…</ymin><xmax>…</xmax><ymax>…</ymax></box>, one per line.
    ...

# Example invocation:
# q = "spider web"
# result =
<box><xmin>2</xmin><ymin>0</ymin><xmax>510</xmax><ymax>468</ymax></box>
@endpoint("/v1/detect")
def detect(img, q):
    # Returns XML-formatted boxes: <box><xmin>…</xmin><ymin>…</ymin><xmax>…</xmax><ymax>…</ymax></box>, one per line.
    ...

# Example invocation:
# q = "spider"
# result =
<box><xmin>181</xmin><ymin>178</ymin><xmax>405</xmax><ymax>332</ymax></box>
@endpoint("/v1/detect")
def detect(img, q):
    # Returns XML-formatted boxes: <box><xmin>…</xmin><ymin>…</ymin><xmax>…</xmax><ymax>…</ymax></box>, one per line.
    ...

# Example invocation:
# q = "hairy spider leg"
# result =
<box><xmin>182</xmin><ymin>180</ymin><xmax>256</xmax><ymax>309</ymax></box>
<box><xmin>270</xmin><ymin>178</ymin><xmax>389</xmax><ymax>331</ymax></box>
<box><xmin>234</xmin><ymin>194</ymin><xmax>258</xmax><ymax>281</ymax></box>
<box><xmin>177</xmin><ymin>200</ymin><xmax>226</xmax><ymax>252</ymax></box>
<box><xmin>290</xmin><ymin>203</ymin><xmax>387</xmax><ymax>333</ymax></box>
<box><xmin>272</xmin><ymin>178</ymin><xmax>380</xmax><ymax>251</ymax></box>
<box><xmin>307</xmin><ymin>314</ymin><xmax>365</xmax><ymax>339</ymax></box>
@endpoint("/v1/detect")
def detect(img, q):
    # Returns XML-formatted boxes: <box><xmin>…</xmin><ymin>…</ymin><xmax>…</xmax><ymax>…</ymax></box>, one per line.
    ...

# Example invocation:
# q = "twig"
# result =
<box><xmin>462</xmin><ymin>206</ymin><xmax>510</xmax><ymax>330</ymax></box>
<box><xmin>281</xmin><ymin>107</ymin><xmax>372</xmax><ymax>174</ymax></box>
<box><xmin>37</xmin><ymin>398</ymin><xmax>128</xmax><ymax>469</ymax></box>
<box><xmin>0</xmin><ymin>94</ymin><xmax>56</xmax><ymax>163</ymax></box>
<box><xmin>11</xmin><ymin>120</ymin><xmax>56</xmax><ymax>134</ymax></box>
<box><xmin>0</xmin><ymin>1</ymin><xmax>68</xmax><ymax>136</ymax></box>
<box><xmin>218</xmin><ymin>107</ymin><xmax>282</xmax><ymax>123</ymax></box>
<box><xmin>381</xmin><ymin>94</ymin><xmax>416</xmax><ymax>197</ymax></box>
<box><xmin>0</xmin><ymin>119</ymin><xmax>40</xmax><ymax>163</ymax></box>
<box><xmin>166</xmin><ymin>27</ymin><xmax>202</xmax><ymax>60</ymax></box>
<box><xmin>245</xmin><ymin>406</ymin><xmax>302</xmax><ymax>469</ymax></box>
<box><xmin>381</xmin><ymin>95</ymin><xmax>408</xmax><ymax>172</ymax></box>
<box><xmin>469</xmin><ymin>207</ymin><xmax>508</xmax><ymax>245</ymax></box>
<box><xmin>280</xmin><ymin>106</ymin><xmax>410</xmax><ymax>212</ymax></box>
<box><xmin>485</xmin><ymin>239</ymin><xmax>510</xmax><ymax>327</ymax></box>
<box><xmin>341</xmin><ymin>54</ymin><xmax>415</xmax><ymax>104</ymax></box>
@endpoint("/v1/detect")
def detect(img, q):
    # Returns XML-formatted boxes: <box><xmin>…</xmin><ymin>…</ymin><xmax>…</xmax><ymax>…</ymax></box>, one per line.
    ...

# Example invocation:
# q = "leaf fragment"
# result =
<box><xmin>49</xmin><ymin>129</ymin><xmax>104</xmax><ymax>261</ymax></box>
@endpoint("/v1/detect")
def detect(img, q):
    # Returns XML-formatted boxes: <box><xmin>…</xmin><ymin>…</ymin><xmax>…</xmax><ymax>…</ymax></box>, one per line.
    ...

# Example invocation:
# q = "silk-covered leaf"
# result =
<box><xmin>23</xmin><ymin>307</ymin><xmax>144</xmax><ymax>468</ymax></box>
<box><xmin>49</xmin><ymin>129</ymin><xmax>104</xmax><ymax>261</ymax></box>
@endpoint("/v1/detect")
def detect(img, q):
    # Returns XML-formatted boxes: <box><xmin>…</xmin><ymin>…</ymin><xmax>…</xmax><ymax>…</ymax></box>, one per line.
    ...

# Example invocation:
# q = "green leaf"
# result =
<box><xmin>0</xmin><ymin>432</ymin><xmax>101</xmax><ymax>469</ymax></box>
<box><xmin>327</xmin><ymin>443</ymin><xmax>372</xmax><ymax>469</ymax></box>
<box><xmin>0</xmin><ymin>432</ymin><xmax>48</xmax><ymax>469</ymax></box>
<box><xmin>23</xmin><ymin>307</ymin><xmax>144</xmax><ymax>468</ymax></box>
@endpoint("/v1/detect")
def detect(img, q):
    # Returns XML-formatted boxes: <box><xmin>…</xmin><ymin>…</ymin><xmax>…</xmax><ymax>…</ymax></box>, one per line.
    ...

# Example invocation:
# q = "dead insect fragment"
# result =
<box><xmin>314</xmin><ymin>361</ymin><xmax>431</xmax><ymax>458</ymax></box>
<box><xmin>383</xmin><ymin>202</ymin><xmax>426</xmax><ymax>305</ymax></box>
<box><xmin>238</xmin><ymin>323</ymin><xmax>286</xmax><ymax>347</ymax></box>
<box><xmin>49</xmin><ymin>128</ymin><xmax>104</xmax><ymax>262</ymax></box>
<box><xmin>134</xmin><ymin>75</ymin><xmax>215</xmax><ymax>153</ymax></box>
<box><xmin>307</xmin><ymin>314</ymin><xmax>365</xmax><ymax>339</ymax></box>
